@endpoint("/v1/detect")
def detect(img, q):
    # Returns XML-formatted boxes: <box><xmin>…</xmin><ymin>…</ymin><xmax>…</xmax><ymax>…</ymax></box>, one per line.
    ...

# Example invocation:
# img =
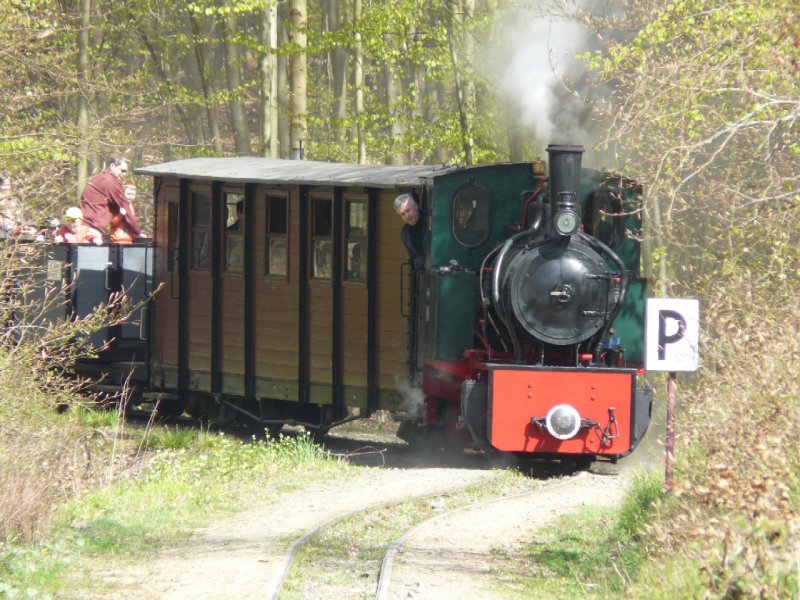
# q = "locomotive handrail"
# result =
<box><xmin>490</xmin><ymin>226</ymin><xmax>537</xmax><ymax>354</ymax></box>
<box><xmin>399</xmin><ymin>260</ymin><xmax>411</xmax><ymax>317</ymax></box>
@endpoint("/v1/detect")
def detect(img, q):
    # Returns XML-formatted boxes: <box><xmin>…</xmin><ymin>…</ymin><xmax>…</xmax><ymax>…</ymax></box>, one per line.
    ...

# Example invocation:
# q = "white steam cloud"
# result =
<box><xmin>394</xmin><ymin>375</ymin><xmax>425</xmax><ymax>417</ymax></box>
<box><xmin>499</xmin><ymin>18</ymin><xmax>594</xmax><ymax>144</ymax></box>
<box><xmin>484</xmin><ymin>2</ymin><xmax>626</xmax><ymax>167</ymax></box>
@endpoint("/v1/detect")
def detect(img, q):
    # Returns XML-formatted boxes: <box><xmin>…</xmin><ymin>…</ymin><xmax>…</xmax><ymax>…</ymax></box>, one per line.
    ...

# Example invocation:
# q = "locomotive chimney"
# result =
<box><xmin>546</xmin><ymin>144</ymin><xmax>584</xmax><ymax>238</ymax></box>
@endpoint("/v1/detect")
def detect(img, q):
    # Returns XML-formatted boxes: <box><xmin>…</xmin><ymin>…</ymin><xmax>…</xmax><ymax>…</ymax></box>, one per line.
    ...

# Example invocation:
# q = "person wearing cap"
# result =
<box><xmin>79</xmin><ymin>156</ymin><xmax>141</xmax><ymax>241</ymax></box>
<box><xmin>54</xmin><ymin>207</ymin><xmax>102</xmax><ymax>244</ymax></box>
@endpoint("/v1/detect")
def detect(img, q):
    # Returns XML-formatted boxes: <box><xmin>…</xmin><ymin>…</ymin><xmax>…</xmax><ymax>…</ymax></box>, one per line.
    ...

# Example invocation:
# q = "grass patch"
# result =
<box><xmin>1</xmin><ymin>421</ymin><xmax>352</xmax><ymax>598</ymax></box>
<box><xmin>495</xmin><ymin>470</ymin><xmax>665</xmax><ymax>599</ymax></box>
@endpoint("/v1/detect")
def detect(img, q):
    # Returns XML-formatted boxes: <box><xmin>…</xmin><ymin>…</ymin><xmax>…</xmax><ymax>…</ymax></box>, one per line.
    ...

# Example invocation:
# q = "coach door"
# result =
<box><xmin>252</xmin><ymin>189</ymin><xmax>298</xmax><ymax>403</ymax></box>
<box><xmin>180</xmin><ymin>185</ymin><xmax>213</xmax><ymax>392</ymax></box>
<box><xmin>72</xmin><ymin>244</ymin><xmax>117</xmax><ymax>351</ymax></box>
<box><xmin>306</xmin><ymin>193</ymin><xmax>335</xmax><ymax>406</ymax></box>
<box><xmin>339</xmin><ymin>195</ymin><xmax>370</xmax><ymax>411</ymax></box>
<box><xmin>150</xmin><ymin>182</ymin><xmax>180</xmax><ymax>388</ymax></box>
<box><xmin>217</xmin><ymin>189</ymin><xmax>246</xmax><ymax>395</ymax></box>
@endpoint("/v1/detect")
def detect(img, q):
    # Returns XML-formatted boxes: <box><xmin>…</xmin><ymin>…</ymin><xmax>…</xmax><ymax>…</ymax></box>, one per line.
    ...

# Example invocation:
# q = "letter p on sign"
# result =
<box><xmin>645</xmin><ymin>299</ymin><xmax>700</xmax><ymax>372</ymax></box>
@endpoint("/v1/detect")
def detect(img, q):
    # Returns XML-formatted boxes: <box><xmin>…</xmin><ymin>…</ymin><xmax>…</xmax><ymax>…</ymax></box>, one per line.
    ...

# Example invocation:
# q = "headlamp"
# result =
<box><xmin>554</xmin><ymin>210</ymin><xmax>579</xmax><ymax>236</ymax></box>
<box><xmin>544</xmin><ymin>404</ymin><xmax>582</xmax><ymax>440</ymax></box>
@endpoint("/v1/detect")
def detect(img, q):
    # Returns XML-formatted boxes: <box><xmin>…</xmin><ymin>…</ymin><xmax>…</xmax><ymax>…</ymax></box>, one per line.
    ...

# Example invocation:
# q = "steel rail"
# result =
<box><xmin>266</xmin><ymin>474</ymin><xmax>504</xmax><ymax>600</ymax></box>
<box><xmin>375</xmin><ymin>471</ymin><xmax>588</xmax><ymax>600</ymax></box>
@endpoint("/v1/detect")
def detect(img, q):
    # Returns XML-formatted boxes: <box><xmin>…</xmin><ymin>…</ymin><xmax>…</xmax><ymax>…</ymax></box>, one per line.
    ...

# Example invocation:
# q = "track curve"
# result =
<box><xmin>375</xmin><ymin>469</ymin><xmax>630</xmax><ymax>600</ymax></box>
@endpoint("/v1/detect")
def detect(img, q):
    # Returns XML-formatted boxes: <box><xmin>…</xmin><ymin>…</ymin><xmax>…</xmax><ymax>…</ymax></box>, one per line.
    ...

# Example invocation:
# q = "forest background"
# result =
<box><xmin>1</xmin><ymin>0</ymin><xmax>799</xmax><ymax>596</ymax></box>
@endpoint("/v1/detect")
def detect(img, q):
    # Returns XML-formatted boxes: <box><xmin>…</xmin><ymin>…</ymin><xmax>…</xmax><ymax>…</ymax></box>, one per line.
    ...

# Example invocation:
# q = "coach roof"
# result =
<box><xmin>136</xmin><ymin>157</ymin><xmax>463</xmax><ymax>189</ymax></box>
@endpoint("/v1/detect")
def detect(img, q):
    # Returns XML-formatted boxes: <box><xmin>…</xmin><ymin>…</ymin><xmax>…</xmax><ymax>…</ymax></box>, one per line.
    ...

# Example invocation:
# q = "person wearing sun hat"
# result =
<box><xmin>54</xmin><ymin>206</ymin><xmax>102</xmax><ymax>244</ymax></box>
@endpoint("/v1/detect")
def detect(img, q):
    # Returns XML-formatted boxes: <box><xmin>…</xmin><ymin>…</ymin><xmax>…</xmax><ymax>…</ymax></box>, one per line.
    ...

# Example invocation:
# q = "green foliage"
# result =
<box><xmin>574</xmin><ymin>0</ymin><xmax>800</xmax><ymax>596</ymax></box>
<box><xmin>509</xmin><ymin>471</ymin><xmax>665</xmax><ymax>597</ymax></box>
<box><xmin>615</xmin><ymin>471</ymin><xmax>665</xmax><ymax>539</ymax></box>
<box><xmin>1</xmin><ymin>0</ymin><xmax>518</xmax><ymax>202</ymax></box>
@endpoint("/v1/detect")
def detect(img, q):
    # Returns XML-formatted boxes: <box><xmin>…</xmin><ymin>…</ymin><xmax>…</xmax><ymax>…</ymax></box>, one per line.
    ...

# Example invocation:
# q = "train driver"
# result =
<box><xmin>394</xmin><ymin>193</ymin><xmax>425</xmax><ymax>270</ymax></box>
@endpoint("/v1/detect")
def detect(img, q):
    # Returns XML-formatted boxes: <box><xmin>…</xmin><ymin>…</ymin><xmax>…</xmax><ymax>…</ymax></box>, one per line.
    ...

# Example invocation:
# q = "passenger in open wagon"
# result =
<box><xmin>80</xmin><ymin>156</ymin><xmax>142</xmax><ymax>241</ymax></box>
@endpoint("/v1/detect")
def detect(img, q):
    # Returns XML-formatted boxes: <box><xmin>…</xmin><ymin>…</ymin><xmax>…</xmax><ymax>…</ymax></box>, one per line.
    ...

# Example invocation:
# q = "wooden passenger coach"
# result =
<box><xmin>137</xmin><ymin>158</ymin><xmax>460</xmax><ymax>429</ymax></box>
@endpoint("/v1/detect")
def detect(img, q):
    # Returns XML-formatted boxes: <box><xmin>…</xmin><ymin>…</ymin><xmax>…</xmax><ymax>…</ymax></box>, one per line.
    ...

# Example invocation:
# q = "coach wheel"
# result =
<box><xmin>265</xmin><ymin>423</ymin><xmax>284</xmax><ymax>438</ymax></box>
<box><xmin>306</xmin><ymin>427</ymin><xmax>330</xmax><ymax>443</ymax></box>
<box><xmin>155</xmin><ymin>396</ymin><xmax>186</xmax><ymax>419</ymax></box>
<box><xmin>185</xmin><ymin>393</ymin><xmax>212</xmax><ymax>422</ymax></box>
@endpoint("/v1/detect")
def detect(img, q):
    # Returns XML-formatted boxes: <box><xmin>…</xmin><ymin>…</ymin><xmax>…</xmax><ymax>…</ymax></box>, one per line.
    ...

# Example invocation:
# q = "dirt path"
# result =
<box><xmin>80</xmin><ymin>423</ymin><xmax>660</xmax><ymax>600</ymax></box>
<box><xmin>85</xmin><ymin>464</ymin><xmax>498</xmax><ymax>599</ymax></box>
<box><xmin>383</xmin><ymin>470</ymin><xmax>630</xmax><ymax>600</ymax></box>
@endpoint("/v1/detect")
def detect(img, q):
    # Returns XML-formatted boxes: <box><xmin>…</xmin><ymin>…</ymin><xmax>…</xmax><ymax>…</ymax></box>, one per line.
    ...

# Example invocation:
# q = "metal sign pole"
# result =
<box><xmin>665</xmin><ymin>371</ymin><xmax>677</xmax><ymax>491</ymax></box>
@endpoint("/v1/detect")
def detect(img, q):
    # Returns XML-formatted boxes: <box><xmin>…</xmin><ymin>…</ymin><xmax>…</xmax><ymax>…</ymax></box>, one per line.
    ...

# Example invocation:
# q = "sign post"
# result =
<box><xmin>645</xmin><ymin>299</ymin><xmax>700</xmax><ymax>491</ymax></box>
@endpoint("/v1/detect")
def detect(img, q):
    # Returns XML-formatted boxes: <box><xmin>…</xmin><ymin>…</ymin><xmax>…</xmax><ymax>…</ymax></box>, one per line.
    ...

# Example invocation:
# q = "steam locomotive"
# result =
<box><xmin>38</xmin><ymin>143</ymin><xmax>651</xmax><ymax>462</ymax></box>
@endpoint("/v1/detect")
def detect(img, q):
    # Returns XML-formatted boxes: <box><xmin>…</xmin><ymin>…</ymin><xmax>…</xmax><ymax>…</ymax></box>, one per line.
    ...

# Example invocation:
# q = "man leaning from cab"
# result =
<box><xmin>394</xmin><ymin>193</ymin><xmax>426</xmax><ymax>270</ymax></box>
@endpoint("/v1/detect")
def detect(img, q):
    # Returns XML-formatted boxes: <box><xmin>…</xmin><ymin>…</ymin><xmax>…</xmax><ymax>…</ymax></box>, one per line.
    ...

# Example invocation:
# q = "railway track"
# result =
<box><xmin>268</xmin><ymin>467</ymin><xmax>625</xmax><ymax>599</ymax></box>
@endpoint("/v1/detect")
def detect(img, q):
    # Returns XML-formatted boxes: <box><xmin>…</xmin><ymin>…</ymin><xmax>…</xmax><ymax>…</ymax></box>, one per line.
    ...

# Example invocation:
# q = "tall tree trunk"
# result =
<box><xmin>76</xmin><ymin>0</ymin><xmax>90</xmax><ymax>198</ymax></box>
<box><xmin>288</xmin><ymin>0</ymin><xmax>308</xmax><ymax>158</ymax></box>
<box><xmin>259</xmin><ymin>1</ymin><xmax>279</xmax><ymax>157</ymax></box>
<box><xmin>384</xmin><ymin>60</ymin><xmax>403</xmax><ymax>165</ymax></box>
<box><xmin>446</xmin><ymin>0</ymin><xmax>473</xmax><ymax>165</ymax></box>
<box><xmin>425</xmin><ymin>0</ymin><xmax>445</xmax><ymax>164</ymax></box>
<box><xmin>277</xmin><ymin>2</ymin><xmax>291</xmax><ymax>158</ymax></box>
<box><xmin>135</xmin><ymin>26</ymin><xmax>193</xmax><ymax>146</ymax></box>
<box><xmin>383</xmin><ymin>0</ymin><xmax>404</xmax><ymax>166</ymax></box>
<box><xmin>329</xmin><ymin>0</ymin><xmax>348</xmax><ymax>147</ymax></box>
<box><xmin>353</xmin><ymin>0</ymin><xmax>365</xmax><ymax>163</ymax></box>
<box><xmin>190</xmin><ymin>15</ymin><xmax>223</xmax><ymax>153</ymax></box>
<box><xmin>462</xmin><ymin>0</ymin><xmax>475</xmax><ymax>136</ymax></box>
<box><xmin>224</xmin><ymin>4</ymin><xmax>252</xmax><ymax>155</ymax></box>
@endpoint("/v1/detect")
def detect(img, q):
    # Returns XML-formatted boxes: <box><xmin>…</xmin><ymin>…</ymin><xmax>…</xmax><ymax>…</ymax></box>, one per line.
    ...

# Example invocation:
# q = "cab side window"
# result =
<box><xmin>451</xmin><ymin>183</ymin><xmax>490</xmax><ymax>248</ymax></box>
<box><xmin>583</xmin><ymin>190</ymin><xmax>623</xmax><ymax>249</ymax></box>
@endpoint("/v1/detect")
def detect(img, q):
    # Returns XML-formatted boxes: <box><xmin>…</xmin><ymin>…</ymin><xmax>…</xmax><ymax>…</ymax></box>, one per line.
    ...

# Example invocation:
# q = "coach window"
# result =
<box><xmin>451</xmin><ymin>183</ymin><xmax>490</xmax><ymax>248</ymax></box>
<box><xmin>224</xmin><ymin>192</ymin><xmax>244</xmax><ymax>273</ymax></box>
<box><xmin>266</xmin><ymin>194</ymin><xmax>288</xmax><ymax>277</ymax></box>
<box><xmin>583</xmin><ymin>189</ymin><xmax>623</xmax><ymax>249</ymax></box>
<box><xmin>345</xmin><ymin>199</ymin><xmax>367</xmax><ymax>282</ymax></box>
<box><xmin>312</xmin><ymin>197</ymin><xmax>332</xmax><ymax>279</ymax></box>
<box><xmin>191</xmin><ymin>190</ymin><xmax>211</xmax><ymax>271</ymax></box>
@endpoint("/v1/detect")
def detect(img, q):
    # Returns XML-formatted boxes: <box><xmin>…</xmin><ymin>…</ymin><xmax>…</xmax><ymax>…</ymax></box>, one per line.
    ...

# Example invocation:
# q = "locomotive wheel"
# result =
<box><xmin>396</xmin><ymin>420</ymin><xmax>451</xmax><ymax>452</ymax></box>
<box><xmin>395</xmin><ymin>420</ymin><xmax>422</xmax><ymax>444</ymax></box>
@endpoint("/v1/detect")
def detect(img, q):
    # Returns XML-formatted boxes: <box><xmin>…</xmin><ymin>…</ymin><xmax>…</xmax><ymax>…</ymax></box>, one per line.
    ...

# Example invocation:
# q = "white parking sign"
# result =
<box><xmin>645</xmin><ymin>299</ymin><xmax>700</xmax><ymax>372</ymax></box>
